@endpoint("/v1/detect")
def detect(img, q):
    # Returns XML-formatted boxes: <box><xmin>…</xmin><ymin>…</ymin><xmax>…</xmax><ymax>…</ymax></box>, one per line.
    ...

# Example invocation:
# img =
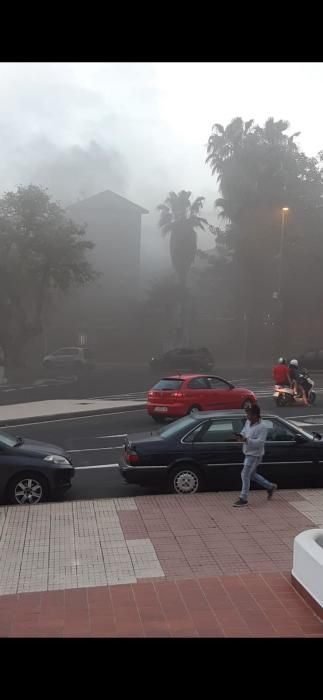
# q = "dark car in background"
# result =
<box><xmin>150</xmin><ymin>347</ymin><xmax>214</xmax><ymax>373</ymax></box>
<box><xmin>120</xmin><ymin>411</ymin><xmax>323</xmax><ymax>494</ymax></box>
<box><xmin>298</xmin><ymin>350</ymin><xmax>323</xmax><ymax>371</ymax></box>
<box><xmin>0</xmin><ymin>430</ymin><xmax>75</xmax><ymax>505</ymax></box>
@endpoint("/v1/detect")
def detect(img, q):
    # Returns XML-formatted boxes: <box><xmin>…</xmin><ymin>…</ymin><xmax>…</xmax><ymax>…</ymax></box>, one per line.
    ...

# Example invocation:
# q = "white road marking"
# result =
<box><xmin>286</xmin><ymin>413</ymin><xmax>323</xmax><ymax>420</ymax></box>
<box><xmin>69</xmin><ymin>446</ymin><xmax>123</xmax><ymax>453</ymax></box>
<box><xmin>0</xmin><ymin>408</ymin><xmax>145</xmax><ymax>428</ymax></box>
<box><xmin>75</xmin><ymin>463</ymin><xmax>119</xmax><ymax>470</ymax></box>
<box><xmin>97</xmin><ymin>433</ymin><xmax>127</xmax><ymax>439</ymax></box>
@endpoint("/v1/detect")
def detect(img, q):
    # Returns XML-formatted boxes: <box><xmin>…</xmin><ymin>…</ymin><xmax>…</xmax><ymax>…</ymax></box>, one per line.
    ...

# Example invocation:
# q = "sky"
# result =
<box><xmin>1</xmin><ymin>62</ymin><xmax>323</xmax><ymax>269</ymax></box>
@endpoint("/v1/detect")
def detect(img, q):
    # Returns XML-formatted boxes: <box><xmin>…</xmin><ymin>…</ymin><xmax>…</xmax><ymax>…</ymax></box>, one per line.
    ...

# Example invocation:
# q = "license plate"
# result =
<box><xmin>154</xmin><ymin>406</ymin><xmax>168</xmax><ymax>413</ymax></box>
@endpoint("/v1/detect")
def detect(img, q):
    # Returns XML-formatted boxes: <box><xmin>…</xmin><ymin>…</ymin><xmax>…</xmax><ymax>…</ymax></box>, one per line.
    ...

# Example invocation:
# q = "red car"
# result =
<box><xmin>147</xmin><ymin>374</ymin><xmax>256</xmax><ymax>422</ymax></box>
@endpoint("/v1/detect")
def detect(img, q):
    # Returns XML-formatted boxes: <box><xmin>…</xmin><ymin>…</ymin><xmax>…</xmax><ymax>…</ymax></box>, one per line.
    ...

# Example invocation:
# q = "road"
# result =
<box><xmin>2</xmin><ymin>373</ymin><xmax>323</xmax><ymax>501</ymax></box>
<box><xmin>0</xmin><ymin>365</ymin><xmax>152</xmax><ymax>405</ymax></box>
<box><xmin>0</xmin><ymin>365</ymin><xmax>269</xmax><ymax>406</ymax></box>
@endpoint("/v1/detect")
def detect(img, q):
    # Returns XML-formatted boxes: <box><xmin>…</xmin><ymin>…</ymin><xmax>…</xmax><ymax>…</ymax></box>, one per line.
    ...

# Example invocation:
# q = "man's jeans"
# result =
<box><xmin>240</xmin><ymin>455</ymin><xmax>273</xmax><ymax>501</ymax></box>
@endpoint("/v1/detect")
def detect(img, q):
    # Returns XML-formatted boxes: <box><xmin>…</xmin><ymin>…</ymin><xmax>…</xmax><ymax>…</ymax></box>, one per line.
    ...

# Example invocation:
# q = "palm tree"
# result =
<box><xmin>158</xmin><ymin>191</ymin><xmax>207</xmax><ymax>284</ymax></box>
<box><xmin>157</xmin><ymin>190</ymin><xmax>207</xmax><ymax>345</ymax></box>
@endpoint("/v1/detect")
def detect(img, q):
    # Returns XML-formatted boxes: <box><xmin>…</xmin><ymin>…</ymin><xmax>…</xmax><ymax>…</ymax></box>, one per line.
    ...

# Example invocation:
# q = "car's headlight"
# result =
<box><xmin>44</xmin><ymin>454</ymin><xmax>70</xmax><ymax>465</ymax></box>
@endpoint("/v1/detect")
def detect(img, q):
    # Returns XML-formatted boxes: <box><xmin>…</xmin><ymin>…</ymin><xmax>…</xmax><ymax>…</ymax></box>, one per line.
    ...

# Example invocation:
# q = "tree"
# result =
<box><xmin>206</xmin><ymin>117</ymin><xmax>323</xmax><ymax>357</ymax></box>
<box><xmin>0</xmin><ymin>185</ymin><xmax>96</xmax><ymax>366</ymax></box>
<box><xmin>157</xmin><ymin>190</ymin><xmax>207</xmax><ymax>345</ymax></box>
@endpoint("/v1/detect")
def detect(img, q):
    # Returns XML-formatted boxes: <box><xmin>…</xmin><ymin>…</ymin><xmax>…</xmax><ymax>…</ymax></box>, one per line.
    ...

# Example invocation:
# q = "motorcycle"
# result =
<box><xmin>273</xmin><ymin>371</ymin><xmax>316</xmax><ymax>407</ymax></box>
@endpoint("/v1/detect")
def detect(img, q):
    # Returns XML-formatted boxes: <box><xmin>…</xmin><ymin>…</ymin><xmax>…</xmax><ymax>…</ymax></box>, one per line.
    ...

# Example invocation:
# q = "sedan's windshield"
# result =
<box><xmin>286</xmin><ymin>421</ymin><xmax>315</xmax><ymax>441</ymax></box>
<box><xmin>0</xmin><ymin>431</ymin><xmax>19</xmax><ymax>448</ymax></box>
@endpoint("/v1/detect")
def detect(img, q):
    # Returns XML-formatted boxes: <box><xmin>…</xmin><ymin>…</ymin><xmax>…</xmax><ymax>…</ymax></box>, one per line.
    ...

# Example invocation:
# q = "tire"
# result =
<box><xmin>242</xmin><ymin>398</ymin><xmax>254</xmax><ymax>411</ymax></box>
<box><xmin>152</xmin><ymin>415</ymin><xmax>167</xmax><ymax>424</ymax></box>
<box><xmin>187</xmin><ymin>404</ymin><xmax>201</xmax><ymax>416</ymax></box>
<box><xmin>6</xmin><ymin>473</ymin><xmax>49</xmax><ymax>506</ymax></box>
<box><xmin>168</xmin><ymin>464</ymin><xmax>204</xmax><ymax>494</ymax></box>
<box><xmin>276</xmin><ymin>394</ymin><xmax>293</xmax><ymax>407</ymax></box>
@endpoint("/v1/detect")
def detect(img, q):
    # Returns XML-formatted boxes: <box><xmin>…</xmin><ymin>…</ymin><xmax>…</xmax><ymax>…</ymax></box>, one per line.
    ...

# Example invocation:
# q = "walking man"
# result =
<box><xmin>233</xmin><ymin>403</ymin><xmax>277</xmax><ymax>507</ymax></box>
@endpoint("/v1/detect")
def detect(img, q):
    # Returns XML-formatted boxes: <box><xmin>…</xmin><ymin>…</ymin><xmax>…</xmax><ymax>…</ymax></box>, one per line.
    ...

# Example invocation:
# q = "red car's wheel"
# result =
<box><xmin>241</xmin><ymin>398</ymin><xmax>254</xmax><ymax>410</ymax></box>
<box><xmin>187</xmin><ymin>405</ymin><xmax>201</xmax><ymax>416</ymax></box>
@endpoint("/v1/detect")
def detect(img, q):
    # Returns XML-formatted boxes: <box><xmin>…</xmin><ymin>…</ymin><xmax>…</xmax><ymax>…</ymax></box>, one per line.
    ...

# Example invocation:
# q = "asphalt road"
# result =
<box><xmin>0</xmin><ymin>365</ymin><xmax>268</xmax><ymax>405</ymax></box>
<box><xmin>2</xmin><ymin>376</ymin><xmax>323</xmax><ymax>502</ymax></box>
<box><xmin>0</xmin><ymin>366</ymin><xmax>154</xmax><ymax>405</ymax></box>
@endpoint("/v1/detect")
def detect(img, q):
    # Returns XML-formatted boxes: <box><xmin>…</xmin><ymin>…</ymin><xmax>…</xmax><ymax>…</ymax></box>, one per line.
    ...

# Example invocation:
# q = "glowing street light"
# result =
<box><xmin>277</xmin><ymin>207</ymin><xmax>290</xmax><ymax>300</ymax></box>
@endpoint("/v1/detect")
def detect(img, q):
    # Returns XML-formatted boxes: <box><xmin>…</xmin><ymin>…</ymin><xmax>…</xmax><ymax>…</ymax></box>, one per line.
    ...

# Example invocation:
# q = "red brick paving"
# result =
<box><xmin>0</xmin><ymin>572</ymin><xmax>322</xmax><ymax>637</ymax></box>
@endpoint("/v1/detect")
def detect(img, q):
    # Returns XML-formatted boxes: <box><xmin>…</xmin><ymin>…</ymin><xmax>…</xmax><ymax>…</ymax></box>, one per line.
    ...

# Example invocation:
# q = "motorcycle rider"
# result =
<box><xmin>273</xmin><ymin>357</ymin><xmax>291</xmax><ymax>387</ymax></box>
<box><xmin>289</xmin><ymin>359</ymin><xmax>308</xmax><ymax>405</ymax></box>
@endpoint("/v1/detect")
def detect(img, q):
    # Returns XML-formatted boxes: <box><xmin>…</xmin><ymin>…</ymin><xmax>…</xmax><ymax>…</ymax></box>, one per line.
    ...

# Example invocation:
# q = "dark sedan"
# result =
<box><xmin>298</xmin><ymin>349</ymin><xmax>323</xmax><ymax>371</ymax></box>
<box><xmin>150</xmin><ymin>347</ymin><xmax>214</xmax><ymax>373</ymax></box>
<box><xmin>0</xmin><ymin>430</ymin><xmax>75</xmax><ymax>505</ymax></box>
<box><xmin>119</xmin><ymin>410</ymin><xmax>323</xmax><ymax>494</ymax></box>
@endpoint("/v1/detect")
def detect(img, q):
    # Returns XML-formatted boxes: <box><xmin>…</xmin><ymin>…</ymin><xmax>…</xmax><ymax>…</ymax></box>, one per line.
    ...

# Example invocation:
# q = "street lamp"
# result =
<box><xmin>277</xmin><ymin>207</ymin><xmax>289</xmax><ymax>300</ymax></box>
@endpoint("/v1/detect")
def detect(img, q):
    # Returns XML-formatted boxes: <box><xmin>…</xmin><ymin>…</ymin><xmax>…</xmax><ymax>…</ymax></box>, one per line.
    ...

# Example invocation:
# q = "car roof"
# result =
<box><xmin>189</xmin><ymin>410</ymin><xmax>284</xmax><ymax>420</ymax></box>
<box><xmin>164</xmin><ymin>374</ymin><xmax>220</xmax><ymax>380</ymax></box>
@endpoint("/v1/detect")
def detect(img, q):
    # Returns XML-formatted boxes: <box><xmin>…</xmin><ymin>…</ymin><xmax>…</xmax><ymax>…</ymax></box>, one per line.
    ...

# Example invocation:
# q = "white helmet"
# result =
<box><xmin>290</xmin><ymin>358</ymin><xmax>298</xmax><ymax>367</ymax></box>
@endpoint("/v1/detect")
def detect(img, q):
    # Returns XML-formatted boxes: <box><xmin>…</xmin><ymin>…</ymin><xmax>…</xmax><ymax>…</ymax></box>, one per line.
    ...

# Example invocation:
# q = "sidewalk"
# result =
<box><xmin>0</xmin><ymin>489</ymin><xmax>323</xmax><ymax>637</ymax></box>
<box><xmin>0</xmin><ymin>397</ymin><xmax>145</xmax><ymax>425</ymax></box>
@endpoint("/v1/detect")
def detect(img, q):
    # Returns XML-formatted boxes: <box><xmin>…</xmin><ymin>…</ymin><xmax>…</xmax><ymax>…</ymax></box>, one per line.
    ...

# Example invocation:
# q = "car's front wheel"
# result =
<box><xmin>168</xmin><ymin>464</ymin><xmax>204</xmax><ymax>494</ymax></box>
<box><xmin>6</xmin><ymin>473</ymin><xmax>49</xmax><ymax>505</ymax></box>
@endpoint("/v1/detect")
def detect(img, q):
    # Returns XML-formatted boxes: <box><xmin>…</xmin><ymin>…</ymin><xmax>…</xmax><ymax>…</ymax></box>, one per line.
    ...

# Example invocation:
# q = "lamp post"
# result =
<box><xmin>277</xmin><ymin>207</ymin><xmax>289</xmax><ymax>301</ymax></box>
<box><xmin>272</xmin><ymin>207</ymin><xmax>289</xmax><ymax>355</ymax></box>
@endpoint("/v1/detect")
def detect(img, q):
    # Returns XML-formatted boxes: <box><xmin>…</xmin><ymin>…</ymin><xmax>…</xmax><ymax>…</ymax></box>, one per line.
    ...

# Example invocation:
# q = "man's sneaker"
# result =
<box><xmin>233</xmin><ymin>498</ymin><xmax>248</xmax><ymax>507</ymax></box>
<box><xmin>267</xmin><ymin>484</ymin><xmax>278</xmax><ymax>500</ymax></box>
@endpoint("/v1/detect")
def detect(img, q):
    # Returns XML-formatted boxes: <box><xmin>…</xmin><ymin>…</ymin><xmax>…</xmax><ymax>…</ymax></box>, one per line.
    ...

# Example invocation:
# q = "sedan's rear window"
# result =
<box><xmin>159</xmin><ymin>416</ymin><xmax>197</xmax><ymax>438</ymax></box>
<box><xmin>152</xmin><ymin>379</ymin><xmax>183</xmax><ymax>391</ymax></box>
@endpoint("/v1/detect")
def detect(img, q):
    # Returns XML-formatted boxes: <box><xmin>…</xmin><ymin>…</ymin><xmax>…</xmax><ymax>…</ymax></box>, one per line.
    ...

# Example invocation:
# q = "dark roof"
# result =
<box><xmin>67</xmin><ymin>189</ymin><xmax>149</xmax><ymax>215</ymax></box>
<box><xmin>189</xmin><ymin>410</ymin><xmax>280</xmax><ymax>419</ymax></box>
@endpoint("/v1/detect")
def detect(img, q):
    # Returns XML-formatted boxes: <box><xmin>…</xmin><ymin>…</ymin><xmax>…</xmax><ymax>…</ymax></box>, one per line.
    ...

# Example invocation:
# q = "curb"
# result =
<box><xmin>0</xmin><ymin>403</ymin><xmax>146</xmax><ymax>427</ymax></box>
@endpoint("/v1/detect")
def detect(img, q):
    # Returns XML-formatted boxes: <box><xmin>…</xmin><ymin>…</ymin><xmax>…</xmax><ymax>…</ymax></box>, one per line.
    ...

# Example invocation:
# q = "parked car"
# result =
<box><xmin>298</xmin><ymin>349</ymin><xmax>323</xmax><ymax>371</ymax></box>
<box><xmin>0</xmin><ymin>430</ymin><xmax>75</xmax><ymax>505</ymax></box>
<box><xmin>147</xmin><ymin>374</ymin><xmax>256</xmax><ymax>422</ymax></box>
<box><xmin>120</xmin><ymin>411</ymin><xmax>323</xmax><ymax>494</ymax></box>
<box><xmin>150</xmin><ymin>347</ymin><xmax>214</xmax><ymax>373</ymax></box>
<box><xmin>42</xmin><ymin>347</ymin><xmax>95</xmax><ymax>374</ymax></box>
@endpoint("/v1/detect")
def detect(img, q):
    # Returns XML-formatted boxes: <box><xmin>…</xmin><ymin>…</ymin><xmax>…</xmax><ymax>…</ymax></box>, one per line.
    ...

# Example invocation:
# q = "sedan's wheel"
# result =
<box><xmin>242</xmin><ymin>399</ymin><xmax>254</xmax><ymax>411</ymax></box>
<box><xmin>7</xmin><ymin>474</ymin><xmax>49</xmax><ymax>505</ymax></box>
<box><xmin>169</xmin><ymin>465</ymin><xmax>203</xmax><ymax>494</ymax></box>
